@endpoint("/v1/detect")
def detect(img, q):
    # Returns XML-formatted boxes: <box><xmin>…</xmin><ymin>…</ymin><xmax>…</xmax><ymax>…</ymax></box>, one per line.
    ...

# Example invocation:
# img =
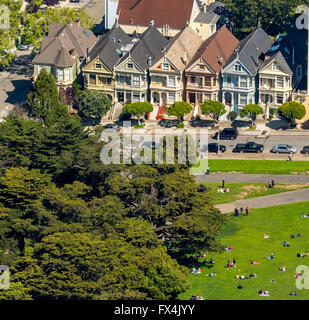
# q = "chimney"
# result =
<box><xmin>292</xmin><ymin>47</ymin><xmax>295</xmax><ymax>66</ymax></box>
<box><xmin>183</xmin><ymin>52</ymin><xmax>188</xmax><ymax>65</ymax></box>
<box><xmin>70</xmin><ymin>48</ymin><xmax>76</xmax><ymax>59</ymax></box>
<box><xmin>86</xmin><ymin>47</ymin><xmax>89</xmax><ymax>62</ymax></box>
<box><xmin>203</xmin><ymin>4</ymin><xmax>207</xmax><ymax>13</ymax></box>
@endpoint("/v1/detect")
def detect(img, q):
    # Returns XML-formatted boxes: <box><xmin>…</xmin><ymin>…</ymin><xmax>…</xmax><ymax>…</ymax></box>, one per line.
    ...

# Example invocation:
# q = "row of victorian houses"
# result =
<box><xmin>32</xmin><ymin>0</ymin><xmax>309</xmax><ymax>120</ymax></box>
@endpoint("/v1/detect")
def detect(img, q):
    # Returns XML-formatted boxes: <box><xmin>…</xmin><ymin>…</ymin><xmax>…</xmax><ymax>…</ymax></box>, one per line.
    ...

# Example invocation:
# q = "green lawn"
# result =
<box><xmin>191</xmin><ymin>159</ymin><xmax>309</xmax><ymax>174</ymax></box>
<box><xmin>202</xmin><ymin>182</ymin><xmax>309</xmax><ymax>205</ymax></box>
<box><xmin>178</xmin><ymin>202</ymin><xmax>309</xmax><ymax>300</ymax></box>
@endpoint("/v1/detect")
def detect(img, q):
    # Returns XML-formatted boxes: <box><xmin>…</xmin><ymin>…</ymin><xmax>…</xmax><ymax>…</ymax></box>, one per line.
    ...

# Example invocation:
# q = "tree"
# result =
<box><xmin>123</xmin><ymin>102</ymin><xmax>153</xmax><ymax>125</ymax></box>
<box><xmin>78</xmin><ymin>90</ymin><xmax>112</xmax><ymax>120</ymax></box>
<box><xmin>222</xmin><ymin>0</ymin><xmax>307</xmax><ymax>38</ymax></box>
<box><xmin>167</xmin><ymin>101</ymin><xmax>192</xmax><ymax>122</ymax></box>
<box><xmin>278</xmin><ymin>101</ymin><xmax>306</xmax><ymax>124</ymax></box>
<box><xmin>11</xmin><ymin>228</ymin><xmax>189</xmax><ymax>300</ymax></box>
<box><xmin>240</xmin><ymin>103</ymin><xmax>264</xmax><ymax>125</ymax></box>
<box><xmin>28</xmin><ymin>68</ymin><xmax>69</xmax><ymax>126</ymax></box>
<box><xmin>0</xmin><ymin>167</ymin><xmax>52</xmax><ymax>209</ymax></box>
<box><xmin>200</xmin><ymin>100</ymin><xmax>226</xmax><ymax>123</ymax></box>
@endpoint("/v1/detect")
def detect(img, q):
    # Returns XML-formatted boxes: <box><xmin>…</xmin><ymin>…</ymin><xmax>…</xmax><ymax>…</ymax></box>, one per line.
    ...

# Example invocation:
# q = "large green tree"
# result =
<box><xmin>278</xmin><ymin>101</ymin><xmax>306</xmax><ymax>124</ymax></box>
<box><xmin>200</xmin><ymin>100</ymin><xmax>226</xmax><ymax>123</ymax></box>
<box><xmin>10</xmin><ymin>225</ymin><xmax>189</xmax><ymax>300</ymax></box>
<box><xmin>123</xmin><ymin>102</ymin><xmax>153</xmax><ymax>125</ymax></box>
<box><xmin>167</xmin><ymin>101</ymin><xmax>192</xmax><ymax>122</ymax></box>
<box><xmin>240</xmin><ymin>103</ymin><xmax>264</xmax><ymax>125</ymax></box>
<box><xmin>78</xmin><ymin>90</ymin><xmax>112</xmax><ymax>120</ymax></box>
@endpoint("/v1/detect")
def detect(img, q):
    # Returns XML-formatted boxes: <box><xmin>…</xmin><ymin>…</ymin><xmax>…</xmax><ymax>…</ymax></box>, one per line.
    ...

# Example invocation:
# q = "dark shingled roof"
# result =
<box><xmin>33</xmin><ymin>22</ymin><xmax>96</xmax><ymax>68</ymax></box>
<box><xmin>88</xmin><ymin>26</ymin><xmax>132</xmax><ymax>71</ymax></box>
<box><xmin>224</xmin><ymin>27</ymin><xmax>273</xmax><ymax>75</ymax></box>
<box><xmin>194</xmin><ymin>12</ymin><xmax>220</xmax><ymax>24</ymax></box>
<box><xmin>119</xmin><ymin>26</ymin><xmax>169</xmax><ymax>71</ymax></box>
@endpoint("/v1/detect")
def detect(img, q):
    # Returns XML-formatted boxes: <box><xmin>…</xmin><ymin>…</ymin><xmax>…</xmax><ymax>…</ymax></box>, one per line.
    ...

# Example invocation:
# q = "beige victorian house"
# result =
<box><xmin>113</xmin><ymin>26</ymin><xmax>168</xmax><ymax>103</ymax></box>
<box><xmin>185</xmin><ymin>25</ymin><xmax>239</xmax><ymax>105</ymax></box>
<box><xmin>149</xmin><ymin>26</ymin><xmax>203</xmax><ymax>106</ymax></box>
<box><xmin>258</xmin><ymin>51</ymin><xmax>293</xmax><ymax>114</ymax></box>
<box><xmin>33</xmin><ymin>21</ymin><xmax>96</xmax><ymax>87</ymax></box>
<box><xmin>82</xmin><ymin>26</ymin><xmax>132</xmax><ymax>102</ymax></box>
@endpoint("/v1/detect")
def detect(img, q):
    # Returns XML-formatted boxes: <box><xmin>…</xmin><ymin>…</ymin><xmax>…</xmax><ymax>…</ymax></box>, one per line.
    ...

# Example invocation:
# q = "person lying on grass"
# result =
<box><xmin>294</xmin><ymin>273</ymin><xmax>305</xmax><ymax>278</ymax></box>
<box><xmin>289</xmin><ymin>291</ymin><xmax>298</xmax><ymax>296</ymax></box>
<box><xmin>301</xmin><ymin>213</ymin><xmax>309</xmax><ymax>218</ymax></box>
<box><xmin>265</xmin><ymin>253</ymin><xmax>274</xmax><ymax>260</ymax></box>
<box><xmin>291</xmin><ymin>233</ymin><xmax>302</xmax><ymax>238</ymax></box>
<box><xmin>297</xmin><ymin>253</ymin><xmax>308</xmax><ymax>258</ymax></box>
<box><xmin>279</xmin><ymin>266</ymin><xmax>286</xmax><ymax>272</ymax></box>
<box><xmin>250</xmin><ymin>260</ymin><xmax>260</xmax><ymax>265</ymax></box>
<box><xmin>259</xmin><ymin>290</ymin><xmax>270</xmax><ymax>296</ymax></box>
<box><xmin>283</xmin><ymin>241</ymin><xmax>290</xmax><ymax>247</ymax></box>
<box><xmin>264</xmin><ymin>234</ymin><xmax>270</xmax><ymax>239</ymax></box>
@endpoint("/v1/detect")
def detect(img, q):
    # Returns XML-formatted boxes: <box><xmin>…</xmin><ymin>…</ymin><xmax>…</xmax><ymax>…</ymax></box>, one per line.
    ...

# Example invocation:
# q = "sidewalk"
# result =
<box><xmin>195</xmin><ymin>173</ymin><xmax>309</xmax><ymax>183</ymax></box>
<box><xmin>215</xmin><ymin>188</ymin><xmax>309</xmax><ymax>214</ymax></box>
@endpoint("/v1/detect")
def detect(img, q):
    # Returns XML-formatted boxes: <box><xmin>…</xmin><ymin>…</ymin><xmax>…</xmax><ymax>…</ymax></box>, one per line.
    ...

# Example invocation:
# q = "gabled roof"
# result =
<box><xmin>194</xmin><ymin>11</ymin><xmax>220</xmax><ymax>24</ymax></box>
<box><xmin>33</xmin><ymin>22</ymin><xmax>96</xmax><ymax>68</ymax></box>
<box><xmin>187</xmin><ymin>25</ymin><xmax>239</xmax><ymax>73</ymax></box>
<box><xmin>118</xmin><ymin>26</ymin><xmax>169</xmax><ymax>71</ymax></box>
<box><xmin>117</xmin><ymin>0</ymin><xmax>195</xmax><ymax>30</ymax></box>
<box><xmin>152</xmin><ymin>26</ymin><xmax>203</xmax><ymax>72</ymax></box>
<box><xmin>224</xmin><ymin>27</ymin><xmax>273</xmax><ymax>75</ymax></box>
<box><xmin>260</xmin><ymin>51</ymin><xmax>293</xmax><ymax>75</ymax></box>
<box><xmin>87</xmin><ymin>26</ymin><xmax>132</xmax><ymax>71</ymax></box>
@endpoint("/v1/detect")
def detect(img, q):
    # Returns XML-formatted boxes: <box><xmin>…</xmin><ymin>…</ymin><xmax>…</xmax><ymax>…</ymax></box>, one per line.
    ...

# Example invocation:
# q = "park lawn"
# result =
<box><xmin>201</xmin><ymin>182</ymin><xmax>309</xmax><ymax>205</ymax></box>
<box><xmin>191</xmin><ymin>159</ymin><xmax>309</xmax><ymax>174</ymax></box>
<box><xmin>178</xmin><ymin>201</ymin><xmax>309</xmax><ymax>300</ymax></box>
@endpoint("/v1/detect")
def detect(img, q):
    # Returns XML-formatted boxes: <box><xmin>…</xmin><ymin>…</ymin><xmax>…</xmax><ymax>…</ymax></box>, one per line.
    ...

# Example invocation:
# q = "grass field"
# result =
<box><xmin>202</xmin><ymin>182</ymin><xmax>309</xmax><ymax>205</ymax></box>
<box><xmin>178</xmin><ymin>202</ymin><xmax>309</xmax><ymax>300</ymax></box>
<box><xmin>191</xmin><ymin>159</ymin><xmax>309</xmax><ymax>174</ymax></box>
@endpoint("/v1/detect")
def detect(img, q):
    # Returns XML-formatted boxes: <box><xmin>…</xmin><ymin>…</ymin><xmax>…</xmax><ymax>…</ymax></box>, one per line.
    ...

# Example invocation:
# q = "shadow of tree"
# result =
<box><xmin>266</xmin><ymin>119</ymin><xmax>290</xmax><ymax>130</ymax></box>
<box><xmin>4</xmin><ymin>79</ymin><xmax>31</xmax><ymax>105</ymax></box>
<box><xmin>301</xmin><ymin>120</ymin><xmax>309</xmax><ymax>130</ymax></box>
<box><xmin>190</xmin><ymin>120</ymin><xmax>216</xmax><ymax>127</ymax></box>
<box><xmin>232</xmin><ymin>120</ymin><xmax>252</xmax><ymax>128</ymax></box>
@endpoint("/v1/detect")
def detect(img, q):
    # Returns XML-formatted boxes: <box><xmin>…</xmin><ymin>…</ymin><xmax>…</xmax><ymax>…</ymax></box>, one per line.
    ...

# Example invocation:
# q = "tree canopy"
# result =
<box><xmin>240</xmin><ymin>104</ymin><xmax>264</xmax><ymax>125</ymax></box>
<box><xmin>167</xmin><ymin>102</ymin><xmax>192</xmax><ymax>122</ymax></box>
<box><xmin>200</xmin><ymin>100</ymin><xmax>226</xmax><ymax>123</ymax></box>
<box><xmin>123</xmin><ymin>102</ymin><xmax>153</xmax><ymax>125</ymax></box>
<box><xmin>278</xmin><ymin>101</ymin><xmax>306</xmax><ymax>123</ymax></box>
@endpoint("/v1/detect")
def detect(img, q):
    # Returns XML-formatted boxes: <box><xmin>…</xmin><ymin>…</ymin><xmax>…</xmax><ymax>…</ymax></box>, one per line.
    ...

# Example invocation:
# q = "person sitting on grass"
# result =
<box><xmin>264</xmin><ymin>234</ymin><xmax>269</xmax><ymax>239</ymax></box>
<box><xmin>270</xmin><ymin>279</ymin><xmax>275</xmax><ymax>283</ymax></box>
<box><xmin>283</xmin><ymin>241</ymin><xmax>290</xmax><ymax>247</ymax></box>
<box><xmin>289</xmin><ymin>291</ymin><xmax>298</xmax><ymax>296</ymax></box>
<box><xmin>279</xmin><ymin>266</ymin><xmax>286</xmax><ymax>272</ymax></box>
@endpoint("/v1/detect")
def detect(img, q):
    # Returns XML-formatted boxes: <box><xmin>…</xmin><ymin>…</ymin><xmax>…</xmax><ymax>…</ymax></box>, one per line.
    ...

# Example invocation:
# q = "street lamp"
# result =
<box><xmin>217</xmin><ymin>109</ymin><xmax>224</xmax><ymax>154</ymax></box>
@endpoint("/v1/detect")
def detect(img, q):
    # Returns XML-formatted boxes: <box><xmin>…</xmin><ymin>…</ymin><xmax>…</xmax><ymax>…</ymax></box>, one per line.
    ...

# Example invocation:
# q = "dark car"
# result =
<box><xmin>301</xmin><ymin>146</ymin><xmax>309</xmax><ymax>154</ymax></box>
<box><xmin>233</xmin><ymin>142</ymin><xmax>264</xmax><ymax>153</ymax></box>
<box><xmin>213</xmin><ymin>128</ymin><xmax>238</xmax><ymax>140</ymax></box>
<box><xmin>204</xmin><ymin>143</ymin><xmax>226</xmax><ymax>153</ymax></box>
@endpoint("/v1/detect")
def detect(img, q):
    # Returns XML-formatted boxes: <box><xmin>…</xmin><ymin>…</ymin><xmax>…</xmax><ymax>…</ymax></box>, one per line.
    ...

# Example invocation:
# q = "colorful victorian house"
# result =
<box><xmin>258</xmin><ymin>50</ymin><xmax>293</xmax><ymax>115</ymax></box>
<box><xmin>149</xmin><ymin>26</ymin><xmax>203</xmax><ymax>107</ymax></box>
<box><xmin>82</xmin><ymin>26</ymin><xmax>132</xmax><ymax>102</ymax></box>
<box><xmin>185</xmin><ymin>25</ymin><xmax>239</xmax><ymax>106</ymax></box>
<box><xmin>33</xmin><ymin>21</ymin><xmax>97</xmax><ymax>87</ymax></box>
<box><xmin>114</xmin><ymin>25</ymin><xmax>169</xmax><ymax>104</ymax></box>
<box><xmin>221</xmin><ymin>27</ymin><xmax>273</xmax><ymax>113</ymax></box>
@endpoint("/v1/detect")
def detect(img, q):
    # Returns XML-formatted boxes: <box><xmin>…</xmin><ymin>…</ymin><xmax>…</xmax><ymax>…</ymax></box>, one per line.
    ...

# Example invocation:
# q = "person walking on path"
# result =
<box><xmin>271</xmin><ymin>180</ymin><xmax>275</xmax><ymax>188</ymax></box>
<box><xmin>222</xmin><ymin>179</ymin><xmax>225</xmax><ymax>188</ymax></box>
<box><xmin>205</xmin><ymin>166</ymin><xmax>210</xmax><ymax>175</ymax></box>
<box><xmin>288</xmin><ymin>153</ymin><xmax>292</xmax><ymax>161</ymax></box>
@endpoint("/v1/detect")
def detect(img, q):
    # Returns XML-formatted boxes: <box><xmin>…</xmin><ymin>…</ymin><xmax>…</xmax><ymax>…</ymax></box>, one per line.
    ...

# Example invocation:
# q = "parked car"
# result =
<box><xmin>102</xmin><ymin>123</ymin><xmax>120</xmax><ymax>132</ymax></box>
<box><xmin>203</xmin><ymin>143</ymin><xmax>226</xmax><ymax>153</ymax></box>
<box><xmin>213</xmin><ymin>128</ymin><xmax>238</xmax><ymax>140</ymax></box>
<box><xmin>233</xmin><ymin>142</ymin><xmax>264</xmax><ymax>153</ymax></box>
<box><xmin>271</xmin><ymin>144</ymin><xmax>297</xmax><ymax>154</ymax></box>
<box><xmin>301</xmin><ymin>146</ymin><xmax>309</xmax><ymax>154</ymax></box>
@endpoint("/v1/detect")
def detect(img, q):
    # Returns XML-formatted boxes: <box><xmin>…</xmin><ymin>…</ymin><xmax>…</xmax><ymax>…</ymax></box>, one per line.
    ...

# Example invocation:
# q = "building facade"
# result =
<box><xmin>185</xmin><ymin>25</ymin><xmax>239</xmax><ymax>106</ymax></box>
<box><xmin>221</xmin><ymin>27</ymin><xmax>273</xmax><ymax>113</ymax></box>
